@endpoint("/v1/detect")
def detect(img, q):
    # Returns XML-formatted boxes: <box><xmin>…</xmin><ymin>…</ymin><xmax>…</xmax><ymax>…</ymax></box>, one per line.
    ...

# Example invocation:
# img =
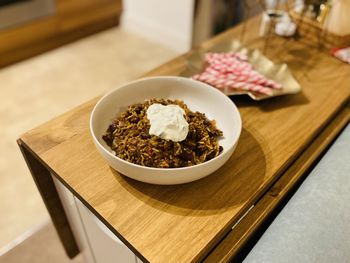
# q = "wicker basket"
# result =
<box><xmin>290</xmin><ymin>11</ymin><xmax>350</xmax><ymax>49</ymax></box>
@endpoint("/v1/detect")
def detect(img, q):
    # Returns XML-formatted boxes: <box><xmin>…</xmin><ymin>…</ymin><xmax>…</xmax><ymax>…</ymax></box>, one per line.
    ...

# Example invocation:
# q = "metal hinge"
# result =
<box><xmin>232</xmin><ymin>205</ymin><xmax>255</xmax><ymax>230</ymax></box>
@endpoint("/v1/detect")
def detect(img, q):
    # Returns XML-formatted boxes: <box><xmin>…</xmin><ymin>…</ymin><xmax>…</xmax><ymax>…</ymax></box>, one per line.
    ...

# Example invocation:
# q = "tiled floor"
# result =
<box><xmin>0</xmin><ymin>27</ymin><xmax>177</xmax><ymax>250</ymax></box>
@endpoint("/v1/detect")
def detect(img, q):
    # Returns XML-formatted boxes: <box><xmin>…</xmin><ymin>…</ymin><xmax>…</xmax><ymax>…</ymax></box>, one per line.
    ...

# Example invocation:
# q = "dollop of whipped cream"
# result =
<box><xmin>146</xmin><ymin>103</ymin><xmax>189</xmax><ymax>142</ymax></box>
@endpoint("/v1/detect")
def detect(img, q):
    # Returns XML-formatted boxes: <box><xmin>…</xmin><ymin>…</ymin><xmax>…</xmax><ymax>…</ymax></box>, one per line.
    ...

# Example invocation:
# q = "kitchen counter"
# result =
<box><xmin>18</xmin><ymin>17</ymin><xmax>350</xmax><ymax>263</ymax></box>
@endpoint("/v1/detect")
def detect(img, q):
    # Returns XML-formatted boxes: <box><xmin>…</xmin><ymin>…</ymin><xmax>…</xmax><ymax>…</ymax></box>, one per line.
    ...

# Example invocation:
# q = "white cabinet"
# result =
<box><xmin>53</xmin><ymin>175</ymin><xmax>140</xmax><ymax>263</ymax></box>
<box><xmin>75</xmin><ymin>198</ymin><xmax>138</xmax><ymax>263</ymax></box>
<box><xmin>53</xmin><ymin>176</ymin><xmax>95</xmax><ymax>263</ymax></box>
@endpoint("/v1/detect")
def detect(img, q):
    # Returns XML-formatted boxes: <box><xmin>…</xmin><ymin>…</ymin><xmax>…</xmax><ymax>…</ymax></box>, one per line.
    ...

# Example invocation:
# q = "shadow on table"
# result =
<box><xmin>112</xmin><ymin>128</ymin><xmax>267</xmax><ymax>216</ymax></box>
<box><xmin>231</xmin><ymin>91</ymin><xmax>309</xmax><ymax>112</ymax></box>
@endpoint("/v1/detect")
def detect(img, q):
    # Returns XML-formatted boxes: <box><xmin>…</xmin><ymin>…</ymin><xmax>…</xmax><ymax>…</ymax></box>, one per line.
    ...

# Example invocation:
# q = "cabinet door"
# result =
<box><xmin>75</xmin><ymin>198</ymin><xmax>137</xmax><ymax>263</ymax></box>
<box><xmin>52</xmin><ymin>176</ymin><xmax>95</xmax><ymax>263</ymax></box>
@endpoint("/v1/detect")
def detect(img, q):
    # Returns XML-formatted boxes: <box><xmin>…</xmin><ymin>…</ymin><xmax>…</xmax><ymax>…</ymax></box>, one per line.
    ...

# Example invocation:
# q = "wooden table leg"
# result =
<box><xmin>17</xmin><ymin>140</ymin><xmax>79</xmax><ymax>259</ymax></box>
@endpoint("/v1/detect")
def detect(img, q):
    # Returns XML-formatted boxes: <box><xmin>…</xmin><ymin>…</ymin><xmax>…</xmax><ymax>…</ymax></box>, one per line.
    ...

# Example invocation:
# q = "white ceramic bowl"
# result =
<box><xmin>90</xmin><ymin>76</ymin><xmax>241</xmax><ymax>185</ymax></box>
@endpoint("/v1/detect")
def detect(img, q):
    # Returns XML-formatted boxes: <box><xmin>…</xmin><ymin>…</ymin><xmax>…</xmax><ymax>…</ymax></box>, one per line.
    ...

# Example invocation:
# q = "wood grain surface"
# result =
<box><xmin>19</xmin><ymin>17</ymin><xmax>350</xmax><ymax>263</ymax></box>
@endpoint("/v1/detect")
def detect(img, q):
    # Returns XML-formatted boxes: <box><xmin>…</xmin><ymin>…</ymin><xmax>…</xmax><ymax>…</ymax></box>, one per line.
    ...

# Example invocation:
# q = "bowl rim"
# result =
<box><xmin>90</xmin><ymin>76</ymin><xmax>242</xmax><ymax>171</ymax></box>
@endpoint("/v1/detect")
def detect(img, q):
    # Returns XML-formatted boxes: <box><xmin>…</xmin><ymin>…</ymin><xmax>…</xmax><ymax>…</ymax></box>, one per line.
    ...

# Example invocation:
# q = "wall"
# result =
<box><xmin>121</xmin><ymin>0</ymin><xmax>195</xmax><ymax>53</ymax></box>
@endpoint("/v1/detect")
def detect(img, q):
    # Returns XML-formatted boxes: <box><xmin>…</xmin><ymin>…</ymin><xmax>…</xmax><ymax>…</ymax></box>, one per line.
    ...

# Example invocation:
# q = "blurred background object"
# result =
<box><xmin>0</xmin><ymin>0</ymin><xmax>264</xmax><ymax>68</ymax></box>
<box><xmin>0</xmin><ymin>0</ymin><xmax>122</xmax><ymax>68</ymax></box>
<box><xmin>324</xmin><ymin>0</ymin><xmax>350</xmax><ymax>36</ymax></box>
<box><xmin>289</xmin><ymin>0</ymin><xmax>350</xmax><ymax>49</ymax></box>
<box><xmin>192</xmin><ymin>0</ymin><xmax>262</xmax><ymax>45</ymax></box>
<box><xmin>0</xmin><ymin>0</ymin><xmax>55</xmax><ymax>30</ymax></box>
<box><xmin>120</xmin><ymin>0</ymin><xmax>195</xmax><ymax>53</ymax></box>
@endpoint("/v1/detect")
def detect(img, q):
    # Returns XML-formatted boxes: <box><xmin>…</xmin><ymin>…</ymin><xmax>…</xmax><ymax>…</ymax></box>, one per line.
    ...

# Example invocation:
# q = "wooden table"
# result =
<box><xmin>18</xmin><ymin>17</ymin><xmax>350</xmax><ymax>263</ymax></box>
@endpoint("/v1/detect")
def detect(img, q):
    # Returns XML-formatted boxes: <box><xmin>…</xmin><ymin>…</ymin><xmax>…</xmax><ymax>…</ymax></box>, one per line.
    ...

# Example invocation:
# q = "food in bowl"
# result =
<box><xmin>102</xmin><ymin>98</ymin><xmax>223</xmax><ymax>168</ymax></box>
<box><xmin>90</xmin><ymin>76</ymin><xmax>241</xmax><ymax>185</ymax></box>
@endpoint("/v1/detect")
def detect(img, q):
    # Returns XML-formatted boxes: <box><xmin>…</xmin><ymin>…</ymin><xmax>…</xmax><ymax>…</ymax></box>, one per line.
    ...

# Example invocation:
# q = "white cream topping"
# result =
<box><xmin>146</xmin><ymin>103</ymin><xmax>189</xmax><ymax>142</ymax></box>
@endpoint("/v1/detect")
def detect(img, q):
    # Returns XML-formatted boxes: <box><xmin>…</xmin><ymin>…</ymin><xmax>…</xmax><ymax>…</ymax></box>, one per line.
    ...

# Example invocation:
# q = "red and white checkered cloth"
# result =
<box><xmin>192</xmin><ymin>52</ymin><xmax>282</xmax><ymax>95</ymax></box>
